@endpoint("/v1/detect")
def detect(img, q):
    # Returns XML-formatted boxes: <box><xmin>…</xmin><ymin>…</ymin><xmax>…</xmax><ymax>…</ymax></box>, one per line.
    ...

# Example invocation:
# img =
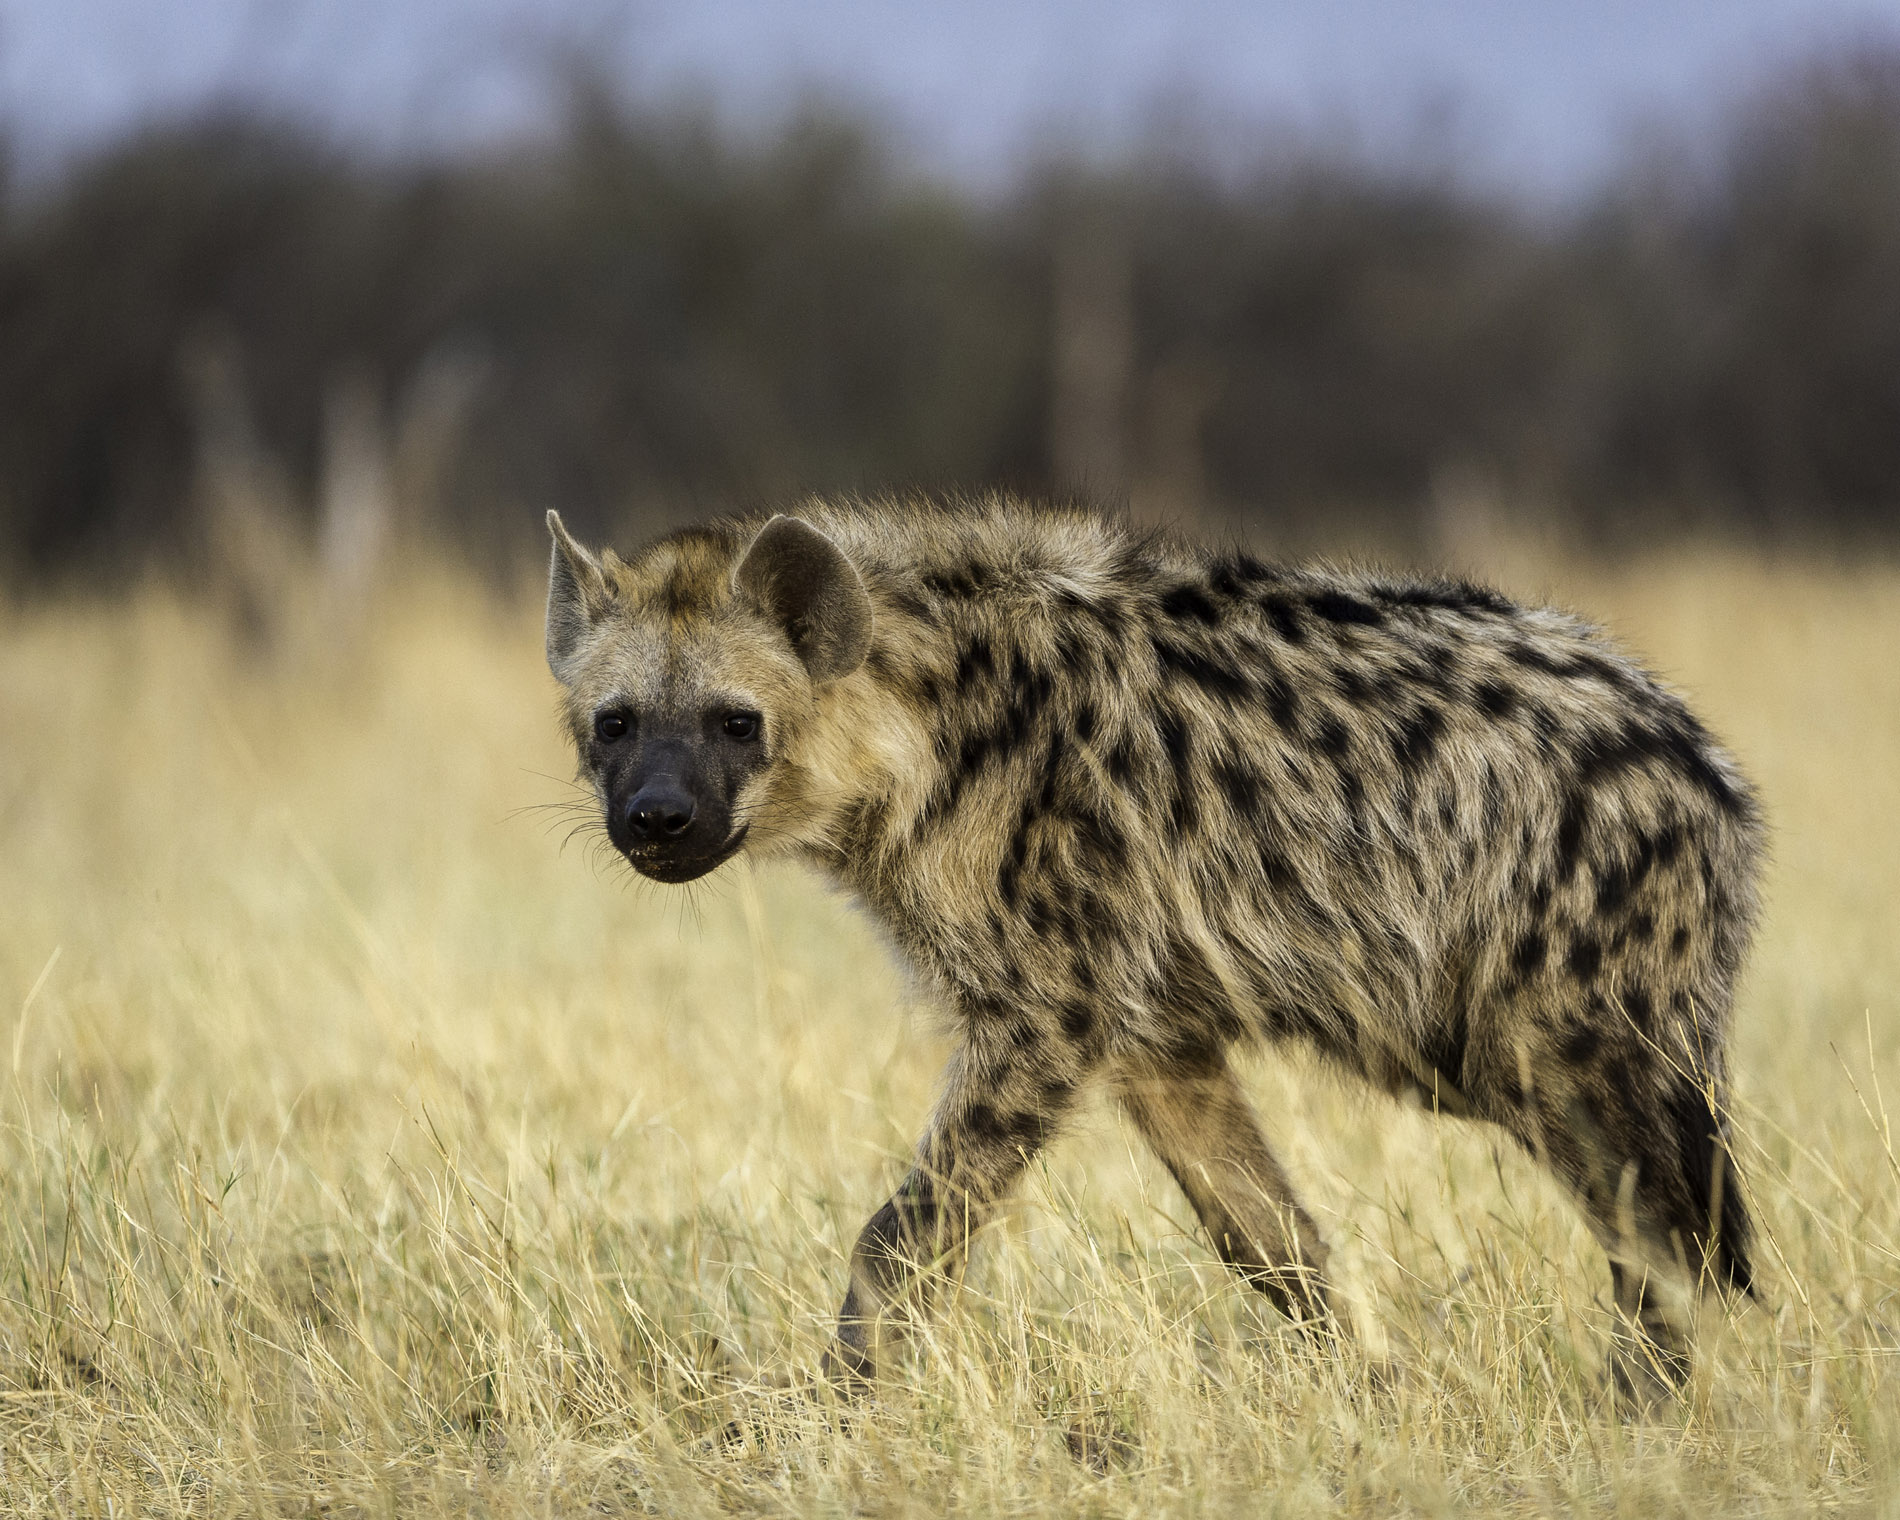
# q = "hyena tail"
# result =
<box><xmin>1667</xmin><ymin>1074</ymin><xmax>1757</xmax><ymax>1301</ymax></box>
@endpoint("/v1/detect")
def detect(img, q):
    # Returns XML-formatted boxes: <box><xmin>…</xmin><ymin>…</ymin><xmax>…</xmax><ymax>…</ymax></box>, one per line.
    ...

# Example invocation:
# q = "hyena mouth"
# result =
<box><xmin>625</xmin><ymin>825</ymin><xmax>750</xmax><ymax>884</ymax></box>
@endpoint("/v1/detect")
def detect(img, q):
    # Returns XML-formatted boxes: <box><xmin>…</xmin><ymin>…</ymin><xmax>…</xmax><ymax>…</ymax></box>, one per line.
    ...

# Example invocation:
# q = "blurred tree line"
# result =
<box><xmin>3</xmin><ymin>44</ymin><xmax>1900</xmax><ymax>585</ymax></box>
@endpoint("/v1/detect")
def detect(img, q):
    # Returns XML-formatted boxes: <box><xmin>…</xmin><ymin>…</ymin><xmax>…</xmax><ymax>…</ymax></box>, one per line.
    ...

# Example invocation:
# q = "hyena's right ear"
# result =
<box><xmin>545</xmin><ymin>510</ymin><xmax>614</xmax><ymax>678</ymax></box>
<box><xmin>732</xmin><ymin>516</ymin><xmax>873</xmax><ymax>683</ymax></box>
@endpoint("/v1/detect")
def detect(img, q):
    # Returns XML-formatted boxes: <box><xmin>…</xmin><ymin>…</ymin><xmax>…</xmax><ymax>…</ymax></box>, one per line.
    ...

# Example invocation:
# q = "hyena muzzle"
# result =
<box><xmin>542</xmin><ymin>497</ymin><xmax>1762</xmax><ymax>1402</ymax></box>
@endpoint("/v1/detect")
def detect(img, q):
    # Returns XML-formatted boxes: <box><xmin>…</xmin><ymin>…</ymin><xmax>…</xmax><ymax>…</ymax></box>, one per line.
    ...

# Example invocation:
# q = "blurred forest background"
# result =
<box><xmin>5</xmin><ymin>37</ymin><xmax>1900</xmax><ymax>593</ymax></box>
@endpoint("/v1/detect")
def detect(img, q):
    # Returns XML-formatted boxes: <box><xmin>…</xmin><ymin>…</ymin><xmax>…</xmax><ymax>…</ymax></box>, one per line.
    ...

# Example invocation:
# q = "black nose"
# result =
<box><xmin>624</xmin><ymin>784</ymin><xmax>697</xmax><ymax>842</ymax></box>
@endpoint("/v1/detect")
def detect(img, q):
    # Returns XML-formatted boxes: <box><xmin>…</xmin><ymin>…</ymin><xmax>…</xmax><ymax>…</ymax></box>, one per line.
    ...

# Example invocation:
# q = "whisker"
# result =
<box><xmin>518</xmin><ymin>766</ymin><xmax>596</xmax><ymax>793</ymax></box>
<box><xmin>509</xmin><ymin>797</ymin><xmax>597</xmax><ymax>822</ymax></box>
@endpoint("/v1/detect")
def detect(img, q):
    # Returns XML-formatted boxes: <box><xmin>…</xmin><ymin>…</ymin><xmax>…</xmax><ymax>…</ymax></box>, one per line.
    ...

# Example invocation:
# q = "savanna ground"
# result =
<box><xmin>1</xmin><ymin>541</ymin><xmax>1897</xmax><ymax>1516</ymax></box>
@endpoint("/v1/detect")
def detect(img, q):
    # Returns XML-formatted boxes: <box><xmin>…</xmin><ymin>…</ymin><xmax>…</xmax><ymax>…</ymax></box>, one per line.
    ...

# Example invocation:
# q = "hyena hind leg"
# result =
<box><xmin>1511</xmin><ymin>1055</ymin><xmax>1754</xmax><ymax>1405</ymax></box>
<box><xmin>1118</xmin><ymin>1055</ymin><xmax>1334</xmax><ymax>1327</ymax></box>
<box><xmin>1608</xmin><ymin>1260</ymin><xmax>1691</xmax><ymax>1405</ymax></box>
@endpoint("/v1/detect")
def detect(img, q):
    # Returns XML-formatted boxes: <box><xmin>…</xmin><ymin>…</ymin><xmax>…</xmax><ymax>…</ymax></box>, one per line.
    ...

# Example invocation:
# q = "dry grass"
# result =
<box><xmin>1</xmin><ymin>549</ymin><xmax>1897</xmax><ymax>1516</ymax></box>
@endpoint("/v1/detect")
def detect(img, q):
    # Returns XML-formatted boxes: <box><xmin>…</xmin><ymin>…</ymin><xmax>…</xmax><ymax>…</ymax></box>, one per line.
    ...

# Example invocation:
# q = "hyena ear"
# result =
<box><xmin>731</xmin><ymin>516</ymin><xmax>873</xmax><ymax>683</ymax></box>
<box><xmin>545</xmin><ymin>510</ymin><xmax>614</xmax><ymax>678</ymax></box>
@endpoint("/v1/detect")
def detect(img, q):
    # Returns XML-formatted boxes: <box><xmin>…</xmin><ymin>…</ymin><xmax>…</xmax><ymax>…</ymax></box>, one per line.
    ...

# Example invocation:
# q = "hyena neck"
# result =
<box><xmin>783</xmin><ymin>646</ymin><xmax>938</xmax><ymax>879</ymax></box>
<box><xmin>785</xmin><ymin>533</ymin><xmax>1072</xmax><ymax>921</ymax></box>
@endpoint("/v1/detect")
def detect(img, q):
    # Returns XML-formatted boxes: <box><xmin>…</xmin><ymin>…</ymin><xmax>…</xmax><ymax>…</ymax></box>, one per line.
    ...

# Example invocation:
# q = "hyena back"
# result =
<box><xmin>543</xmin><ymin>496</ymin><xmax>1761</xmax><ymax>1399</ymax></box>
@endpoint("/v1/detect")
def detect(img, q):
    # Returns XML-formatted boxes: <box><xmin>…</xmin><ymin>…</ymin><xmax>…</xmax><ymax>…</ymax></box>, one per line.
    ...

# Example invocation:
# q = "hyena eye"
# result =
<box><xmin>594</xmin><ymin>711</ymin><xmax>631</xmax><ymax>743</ymax></box>
<box><xmin>723</xmin><ymin>711</ymin><xmax>761</xmax><ymax>741</ymax></box>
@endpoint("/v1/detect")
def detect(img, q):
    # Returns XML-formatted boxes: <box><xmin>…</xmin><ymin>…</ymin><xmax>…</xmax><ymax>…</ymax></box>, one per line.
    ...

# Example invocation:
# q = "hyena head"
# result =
<box><xmin>544</xmin><ymin>510</ymin><xmax>874</xmax><ymax>882</ymax></box>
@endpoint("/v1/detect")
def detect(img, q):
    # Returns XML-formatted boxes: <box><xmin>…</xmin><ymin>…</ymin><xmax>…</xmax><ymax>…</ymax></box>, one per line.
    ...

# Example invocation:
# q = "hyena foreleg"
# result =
<box><xmin>1119</xmin><ymin>1054</ymin><xmax>1334</xmax><ymax>1326</ymax></box>
<box><xmin>826</xmin><ymin>1027</ymin><xmax>1091</xmax><ymax>1387</ymax></box>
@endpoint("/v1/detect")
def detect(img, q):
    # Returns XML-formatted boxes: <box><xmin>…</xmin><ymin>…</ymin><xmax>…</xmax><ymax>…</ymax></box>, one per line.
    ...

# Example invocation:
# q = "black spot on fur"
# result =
<box><xmin>1595</xmin><ymin>832</ymin><xmax>1659</xmax><ymax>914</ymax></box>
<box><xmin>1159</xmin><ymin>581</ymin><xmax>1223</xmax><ymax>625</ymax></box>
<box><xmin>1257</xmin><ymin>843</ymin><xmax>1302</xmax><ymax>894</ymax></box>
<box><xmin>1336</xmin><ymin>766</ymin><xmax>1367</xmax><ymax>820</ymax></box>
<box><xmin>1036</xmin><ymin>732</ymin><xmax>1066</xmax><ymax>814</ymax></box>
<box><xmin>962</xmin><ymin>996</ymin><xmax>1013</xmax><ymax>1025</ymax></box>
<box><xmin>1623</xmin><ymin>985</ymin><xmax>1653</xmax><ymax>1031</ymax></box>
<box><xmin>1657</xmin><ymin>718</ymin><xmax>1746</xmax><ymax>813</ymax></box>
<box><xmin>1259</xmin><ymin>594</ymin><xmax>1306</xmax><ymax>643</ymax></box>
<box><xmin>1151</xmin><ymin>635</ymin><xmax>1254</xmax><ymax>704</ymax></box>
<box><xmin>1567</xmin><ymin>934</ymin><xmax>1603</xmax><ymax>983</ymax></box>
<box><xmin>1158</xmin><ymin>708</ymin><xmax>1196</xmax><ymax>833</ymax></box>
<box><xmin>1474</xmin><ymin>679</ymin><xmax>1519</xmax><ymax>719</ymax></box>
<box><xmin>1511</xmin><ymin>641</ymin><xmax>1637</xmax><ymax>693</ymax></box>
<box><xmin>1265</xmin><ymin>995</ymin><xmax>1333</xmax><ymax>1046</ymax></box>
<box><xmin>1573</xmin><ymin>724</ymin><xmax>1649</xmax><ymax>788</ymax></box>
<box><xmin>1156</xmin><ymin>1027</ymin><xmax>1223</xmax><ymax>1076</ymax></box>
<box><xmin>1213</xmin><ymin>758</ymin><xmax>1260</xmax><ymax>820</ymax></box>
<box><xmin>1377</xmin><ymin>580</ymin><xmax>1516</xmax><ymax>616</ymax></box>
<box><xmin>955</xmin><ymin>634</ymin><xmax>994</xmax><ymax>693</ymax></box>
<box><xmin>1407</xmin><ymin>644</ymin><xmax>1461</xmax><ymax>699</ymax></box>
<box><xmin>997</xmin><ymin>856</ymin><xmax>1021</xmax><ymax>909</ymax></box>
<box><xmin>1059</xmin><ymin>1000</ymin><xmax>1094</xmax><ymax>1041</ymax></box>
<box><xmin>1008</xmin><ymin>652</ymin><xmax>1056</xmax><ymax>722</ymax></box>
<box><xmin>966</xmin><ymin>1102</ymin><xmax>1043</xmax><ymax>1152</ymax></box>
<box><xmin>1072</xmin><ymin>802</ymin><xmax>1127</xmax><ymax>866</ymax></box>
<box><xmin>1024</xmin><ymin>892</ymin><xmax>1056</xmax><ymax>935</ymax></box>
<box><xmin>1555</xmin><ymin>793</ymin><xmax>1590</xmax><ymax>882</ymax></box>
<box><xmin>1309</xmin><ymin>590</ymin><xmax>1386</xmax><ymax>628</ymax></box>
<box><xmin>1572</xmin><ymin>718</ymin><xmax>1745</xmax><ymax>814</ymax></box>
<box><xmin>1560</xmin><ymin>1023</ymin><xmax>1602</xmax><ymax>1064</ymax></box>
<box><xmin>1056</xmin><ymin>629</ymin><xmax>1094</xmax><ymax>680</ymax></box>
<box><xmin>1209</xmin><ymin>551</ymin><xmax>1275</xmax><ymax>597</ymax></box>
<box><xmin>1513</xmin><ymin>930</ymin><xmax>1548</xmax><ymax>979</ymax></box>
<box><xmin>1522</xmin><ymin>700</ymin><xmax>1558</xmax><ymax>751</ymax></box>
<box><xmin>954</xmin><ymin>726</ymin><xmax>999</xmax><ymax>785</ymax></box>
<box><xmin>1169</xmin><ymin>787</ymin><xmax>1198</xmax><ymax>835</ymax></box>
<box><xmin>1159</xmin><ymin>708</ymin><xmax>1192</xmax><ymax>778</ymax></box>
<box><xmin>1256</xmin><ymin>656</ymin><xmax>1301</xmax><ymax>730</ymax></box>
<box><xmin>1505</xmin><ymin>643</ymin><xmax>1577</xmax><ymax>680</ymax></box>
<box><xmin>923</xmin><ymin>568</ymin><xmax>976</xmax><ymax>600</ymax></box>
<box><xmin>1391</xmin><ymin>705</ymin><xmax>1446</xmax><ymax>775</ymax></box>
<box><xmin>887</xmin><ymin>587</ymin><xmax>932</xmax><ymax>621</ymax></box>
<box><xmin>1671</xmin><ymin>926</ymin><xmax>1691</xmax><ymax>958</ymax></box>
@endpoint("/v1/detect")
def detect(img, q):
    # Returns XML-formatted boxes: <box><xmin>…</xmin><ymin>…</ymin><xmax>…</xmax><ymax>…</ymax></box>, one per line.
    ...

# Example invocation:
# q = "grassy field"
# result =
<box><xmin>1</xmin><ymin>548</ymin><xmax>1898</xmax><ymax>1516</ymax></box>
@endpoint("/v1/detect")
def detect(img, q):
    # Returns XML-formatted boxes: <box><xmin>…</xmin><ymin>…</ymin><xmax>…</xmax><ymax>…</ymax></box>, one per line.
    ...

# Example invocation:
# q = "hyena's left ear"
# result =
<box><xmin>732</xmin><ymin>516</ymin><xmax>873</xmax><ymax>683</ymax></box>
<box><xmin>545</xmin><ymin>510</ymin><xmax>615</xmax><ymax>679</ymax></box>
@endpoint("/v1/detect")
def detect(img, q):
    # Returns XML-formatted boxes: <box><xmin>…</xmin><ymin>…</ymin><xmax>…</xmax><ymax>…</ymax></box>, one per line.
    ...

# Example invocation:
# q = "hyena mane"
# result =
<box><xmin>543</xmin><ymin>494</ymin><xmax>1763</xmax><ymax>1401</ymax></box>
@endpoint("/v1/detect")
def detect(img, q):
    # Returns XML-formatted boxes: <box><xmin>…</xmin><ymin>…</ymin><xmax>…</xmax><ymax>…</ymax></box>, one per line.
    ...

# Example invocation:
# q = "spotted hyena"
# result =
<box><xmin>543</xmin><ymin>497</ymin><xmax>1761</xmax><ymax>1400</ymax></box>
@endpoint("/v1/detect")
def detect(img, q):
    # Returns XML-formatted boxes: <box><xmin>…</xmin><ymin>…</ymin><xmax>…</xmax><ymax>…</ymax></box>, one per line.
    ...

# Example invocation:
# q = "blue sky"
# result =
<box><xmin>3</xmin><ymin>0</ymin><xmax>1898</xmax><ymax>194</ymax></box>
